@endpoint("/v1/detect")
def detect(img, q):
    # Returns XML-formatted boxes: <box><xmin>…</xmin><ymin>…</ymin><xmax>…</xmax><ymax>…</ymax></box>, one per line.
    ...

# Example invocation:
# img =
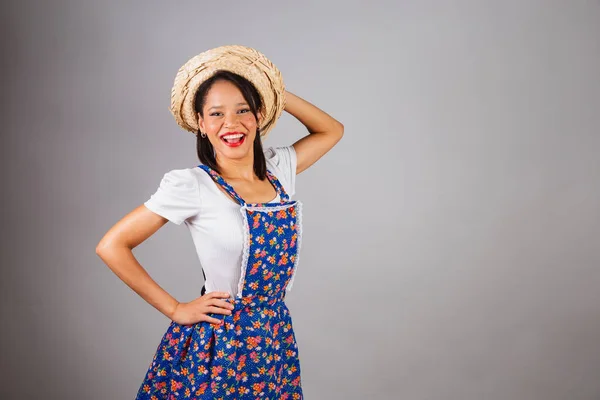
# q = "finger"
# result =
<box><xmin>207</xmin><ymin>306</ymin><xmax>232</xmax><ymax>315</ymax></box>
<box><xmin>206</xmin><ymin>291</ymin><xmax>231</xmax><ymax>299</ymax></box>
<box><xmin>199</xmin><ymin>314</ymin><xmax>223</xmax><ymax>324</ymax></box>
<box><xmin>210</xmin><ymin>299</ymin><xmax>235</xmax><ymax>310</ymax></box>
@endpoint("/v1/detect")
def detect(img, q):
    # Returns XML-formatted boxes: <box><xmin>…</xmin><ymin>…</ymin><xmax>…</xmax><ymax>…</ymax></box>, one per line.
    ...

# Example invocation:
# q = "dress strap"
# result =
<box><xmin>265</xmin><ymin>170</ymin><xmax>290</xmax><ymax>202</ymax></box>
<box><xmin>197</xmin><ymin>165</ymin><xmax>247</xmax><ymax>205</ymax></box>
<box><xmin>197</xmin><ymin>165</ymin><xmax>291</xmax><ymax>205</ymax></box>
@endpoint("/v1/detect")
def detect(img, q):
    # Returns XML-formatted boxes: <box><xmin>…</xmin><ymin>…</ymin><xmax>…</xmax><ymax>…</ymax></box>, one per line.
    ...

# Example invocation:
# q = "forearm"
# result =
<box><xmin>284</xmin><ymin>91</ymin><xmax>343</xmax><ymax>135</ymax></box>
<box><xmin>97</xmin><ymin>246</ymin><xmax>179</xmax><ymax>319</ymax></box>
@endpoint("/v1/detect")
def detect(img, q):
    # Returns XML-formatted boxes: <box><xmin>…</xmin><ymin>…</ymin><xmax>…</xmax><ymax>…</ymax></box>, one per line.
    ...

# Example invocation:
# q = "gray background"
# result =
<box><xmin>1</xmin><ymin>1</ymin><xmax>599</xmax><ymax>399</ymax></box>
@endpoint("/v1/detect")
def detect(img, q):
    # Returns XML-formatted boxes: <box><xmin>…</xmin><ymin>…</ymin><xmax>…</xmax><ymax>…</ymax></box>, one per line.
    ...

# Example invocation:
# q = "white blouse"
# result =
<box><xmin>144</xmin><ymin>146</ymin><xmax>298</xmax><ymax>298</ymax></box>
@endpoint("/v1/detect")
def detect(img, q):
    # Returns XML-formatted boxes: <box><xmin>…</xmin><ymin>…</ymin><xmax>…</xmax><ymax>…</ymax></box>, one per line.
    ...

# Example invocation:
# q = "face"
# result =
<box><xmin>198</xmin><ymin>80</ymin><xmax>260</xmax><ymax>161</ymax></box>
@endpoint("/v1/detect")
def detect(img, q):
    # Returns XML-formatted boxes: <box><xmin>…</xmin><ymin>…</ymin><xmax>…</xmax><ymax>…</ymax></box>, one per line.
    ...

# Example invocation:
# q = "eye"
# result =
<box><xmin>238</xmin><ymin>108</ymin><xmax>251</xmax><ymax>114</ymax></box>
<box><xmin>209</xmin><ymin>112</ymin><xmax>223</xmax><ymax>117</ymax></box>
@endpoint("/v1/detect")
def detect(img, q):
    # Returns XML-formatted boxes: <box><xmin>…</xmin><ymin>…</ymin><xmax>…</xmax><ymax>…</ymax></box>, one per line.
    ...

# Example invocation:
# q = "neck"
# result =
<box><xmin>215</xmin><ymin>151</ymin><xmax>256</xmax><ymax>181</ymax></box>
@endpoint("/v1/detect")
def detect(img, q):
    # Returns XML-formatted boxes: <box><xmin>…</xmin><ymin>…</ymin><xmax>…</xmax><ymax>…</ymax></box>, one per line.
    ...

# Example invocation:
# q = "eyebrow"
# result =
<box><xmin>207</xmin><ymin>103</ymin><xmax>249</xmax><ymax>111</ymax></box>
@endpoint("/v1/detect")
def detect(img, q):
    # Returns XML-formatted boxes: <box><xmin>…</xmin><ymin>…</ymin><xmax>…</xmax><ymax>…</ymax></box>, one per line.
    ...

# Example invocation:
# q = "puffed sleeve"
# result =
<box><xmin>264</xmin><ymin>146</ymin><xmax>297</xmax><ymax>196</ymax></box>
<box><xmin>143</xmin><ymin>168</ymin><xmax>201</xmax><ymax>225</ymax></box>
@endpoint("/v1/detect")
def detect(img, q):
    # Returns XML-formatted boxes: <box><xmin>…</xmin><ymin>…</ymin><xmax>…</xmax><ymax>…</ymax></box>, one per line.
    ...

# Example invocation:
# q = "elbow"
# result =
<box><xmin>95</xmin><ymin>241</ymin><xmax>108</xmax><ymax>257</ymax></box>
<box><xmin>96</xmin><ymin>236</ymin><xmax>133</xmax><ymax>258</ymax></box>
<box><xmin>334</xmin><ymin>121</ymin><xmax>344</xmax><ymax>141</ymax></box>
<box><xmin>96</xmin><ymin>236</ymin><xmax>117</xmax><ymax>258</ymax></box>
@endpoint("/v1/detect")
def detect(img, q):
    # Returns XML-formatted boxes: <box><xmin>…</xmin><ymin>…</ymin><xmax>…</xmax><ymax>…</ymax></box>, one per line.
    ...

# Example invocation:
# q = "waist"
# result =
<box><xmin>233</xmin><ymin>292</ymin><xmax>286</xmax><ymax>309</ymax></box>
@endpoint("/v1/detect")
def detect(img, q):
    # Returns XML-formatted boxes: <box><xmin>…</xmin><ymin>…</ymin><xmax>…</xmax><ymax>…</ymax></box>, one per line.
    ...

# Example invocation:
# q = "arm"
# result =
<box><xmin>95</xmin><ymin>205</ymin><xmax>179</xmax><ymax>318</ymax></box>
<box><xmin>284</xmin><ymin>91</ymin><xmax>344</xmax><ymax>174</ymax></box>
<box><xmin>95</xmin><ymin>205</ymin><xmax>232</xmax><ymax>324</ymax></box>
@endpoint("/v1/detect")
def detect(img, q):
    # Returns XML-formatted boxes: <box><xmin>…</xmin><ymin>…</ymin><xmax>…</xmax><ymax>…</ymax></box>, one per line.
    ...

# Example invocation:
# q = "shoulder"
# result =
<box><xmin>264</xmin><ymin>146</ymin><xmax>297</xmax><ymax>196</ymax></box>
<box><xmin>160</xmin><ymin>167</ymin><xmax>200</xmax><ymax>183</ymax></box>
<box><xmin>154</xmin><ymin>167</ymin><xmax>205</xmax><ymax>195</ymax></box>
<box><xmin>264</xmin><ymin>146</ymin><xmax>297</xmax><ymax>167</ymax></box>
<box><xmin>144</xmin><ymin>167</ymin><xmax>202</xmax><ymax>225</ymax></box>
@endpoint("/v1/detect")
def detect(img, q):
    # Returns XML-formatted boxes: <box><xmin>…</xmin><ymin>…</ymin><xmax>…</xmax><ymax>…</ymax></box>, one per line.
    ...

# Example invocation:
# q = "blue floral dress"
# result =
<box><xmin>136</xmin><ymin>165</ymin><xmax>303</xmax><ymax>399</ymax></box>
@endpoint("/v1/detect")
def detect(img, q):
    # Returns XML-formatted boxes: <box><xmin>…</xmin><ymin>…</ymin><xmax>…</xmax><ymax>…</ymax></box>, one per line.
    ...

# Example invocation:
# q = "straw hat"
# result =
<box><xmin>170</xmin><ymin>45</ymin><xmax>285</xmax><ymax>138</ymax></box>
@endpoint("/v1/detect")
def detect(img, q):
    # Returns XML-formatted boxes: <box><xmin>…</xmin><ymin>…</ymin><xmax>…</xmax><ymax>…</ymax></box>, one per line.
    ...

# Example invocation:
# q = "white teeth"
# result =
<box><xmin>222</xmin><ymin>133</ymin><xmax>244</xmax><ymax>140</ymax></box>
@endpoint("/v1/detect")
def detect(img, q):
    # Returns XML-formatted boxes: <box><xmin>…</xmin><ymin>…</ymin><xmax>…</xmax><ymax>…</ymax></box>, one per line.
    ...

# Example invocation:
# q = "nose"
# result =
<box><xmin>224</xmin><ymin>113</ymin><xmax>239</xmax><ymax>128</ymax></box>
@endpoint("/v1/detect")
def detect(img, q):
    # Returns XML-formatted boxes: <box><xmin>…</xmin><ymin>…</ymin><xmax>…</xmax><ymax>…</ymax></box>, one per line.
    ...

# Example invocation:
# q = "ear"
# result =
<box><xmin>197</xmin><ymin>113</ymin><xmax>205</xmax><ymax>132</ymax></box>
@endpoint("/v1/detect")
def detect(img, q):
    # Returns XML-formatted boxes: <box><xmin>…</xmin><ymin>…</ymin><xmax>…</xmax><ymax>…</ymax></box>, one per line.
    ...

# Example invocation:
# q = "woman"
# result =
<box><xmin>95</xmin><ymin>56</ymin><xmax>343</xmax><ymax>398</ymax></box>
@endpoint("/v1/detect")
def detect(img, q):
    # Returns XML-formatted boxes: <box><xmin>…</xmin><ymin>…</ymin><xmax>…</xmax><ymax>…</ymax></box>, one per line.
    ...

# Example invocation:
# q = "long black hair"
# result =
<box><xmin>194</xmin><ymin>70</ymin><xmax>267</xmax><ymax>179</ymax></box>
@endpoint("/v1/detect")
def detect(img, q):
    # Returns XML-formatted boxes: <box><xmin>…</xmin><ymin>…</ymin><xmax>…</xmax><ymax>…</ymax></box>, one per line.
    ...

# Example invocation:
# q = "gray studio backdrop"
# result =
<box><xmin>2</xmin><ymin>1</ymin><xmax>599</xmax><ymax>399</ymax></box>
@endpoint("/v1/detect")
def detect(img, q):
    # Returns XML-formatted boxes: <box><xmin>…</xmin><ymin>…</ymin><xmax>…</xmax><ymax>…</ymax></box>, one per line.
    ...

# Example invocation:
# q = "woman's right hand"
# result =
<box><xmin>170</xmin><ymin>292</ymin><xmax>234</xmax><ymax>325</ymax></box>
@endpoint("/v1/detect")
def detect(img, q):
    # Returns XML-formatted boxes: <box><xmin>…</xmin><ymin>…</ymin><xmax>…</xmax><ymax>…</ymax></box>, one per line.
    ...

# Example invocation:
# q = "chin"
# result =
<box><xmin>217</xmin><ymin>144</ymin><xmax>253</xmax><ymax>160</ymax></box>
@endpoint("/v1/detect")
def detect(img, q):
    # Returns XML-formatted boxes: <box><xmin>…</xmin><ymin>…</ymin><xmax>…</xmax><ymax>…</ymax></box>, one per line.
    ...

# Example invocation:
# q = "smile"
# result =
<box><xmin>220</xmin><ymin>132</ymin><xmax>246</xmax><ymax>147</ymax></box>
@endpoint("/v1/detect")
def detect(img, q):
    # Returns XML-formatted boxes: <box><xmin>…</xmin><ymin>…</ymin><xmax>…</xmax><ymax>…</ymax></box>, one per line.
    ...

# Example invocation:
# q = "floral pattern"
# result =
<box><xmin>136</xmin><ymin>165</ymin><xmax>303</xmax><ymax>399</ymax></box>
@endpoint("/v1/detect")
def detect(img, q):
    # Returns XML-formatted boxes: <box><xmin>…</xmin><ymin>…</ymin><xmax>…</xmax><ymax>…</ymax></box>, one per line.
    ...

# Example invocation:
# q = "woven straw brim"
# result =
<box><xmin>170</xmin><ymin>45</ymin><xmax>285</xmax><ymax>138</ymax></box>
